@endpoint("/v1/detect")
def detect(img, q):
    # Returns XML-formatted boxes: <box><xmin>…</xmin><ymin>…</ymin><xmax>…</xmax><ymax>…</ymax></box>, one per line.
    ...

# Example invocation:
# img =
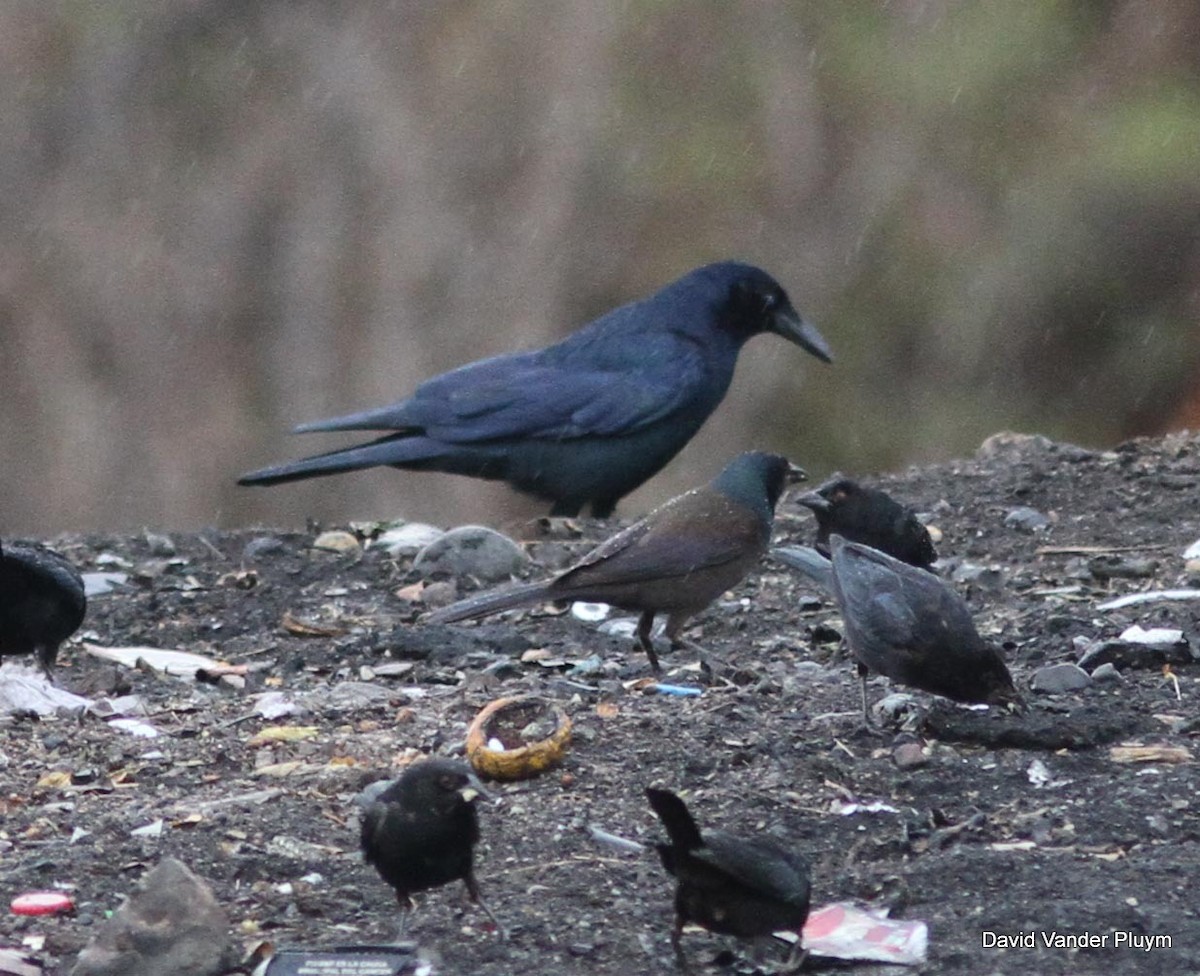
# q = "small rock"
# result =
<box><xmin>1185</xmin><ymin>559</ymin><xmax>1200</xmax><ymax>584</ymax></box>
<box><xmin>976</xmin><ymin>432</ymin><xmax>1055</xmax><ymax>459</ymax></box>
<box><xmin>1031</xmin><ymin>663</ymin><xmax>1092</xmax><ymax>694</ymax></box>
<box><xmin>1090</xmin><ymin>663</ymin><xmax>1123</xmax><ymax>683</ymax></box>
<box><xmin>241</xmin><ymin>536</ymin><xmax>286</xmax><ymax>562</ymax></box>
<box><xmin>893</xmin><ymin>741</ymin><xmax>928</xmax><ymax>769</ymax></box>
<box><xmin>142</xmin><ymin>532</ymin><xmax>176</xmax><ymax>557</ymax></box>
<box><xmin>313</xmin><ymin>530</ymin><xmax>360</xmax><ymax>554</ymax></box>
<box><xmin>1077</xmin><ymin>637</ymin><xmax>1194</xmax><ymax>670</ymax></box>
<box><xmin>1088</xmin><ymin>556</ymin><xmax>1158</xmax><ymax>580</ymax></box>
<box><xmin>413</xmin><ymin>526</ymin><xmax>529</xmax><ymax>583</ymax></box>
<box><xmin>1004</xmin><ymin>507</ymin><xmax>1050</xmax><ymax>534</ymax></box>
<box><xmin>873</xmin><ymin>692</ymin><xmax>918</xmax><ymax>723</ymax></box>
<box><xmin>70</xmin><ymin>858</ymin><xmax>238</xmax><ymax>976</ymax></box>
<box><xmin>950</xmin><ymin>563</ymin><xmax>1005</xmax><ymax>592</ymax></box>
<box><xmin>371</xmin><ymin>522</ymin><xmax>446</xmax><ymax>557</ymax></box>
<box><xmin>419</xmin><ymin>580</ymin><xmax>458</xmax><ymax>608</ymax></box>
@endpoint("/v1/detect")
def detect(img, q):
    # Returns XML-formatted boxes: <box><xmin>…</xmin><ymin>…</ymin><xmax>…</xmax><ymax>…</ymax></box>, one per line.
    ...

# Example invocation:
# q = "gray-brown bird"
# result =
<box><xmin>646</xmin><ymin>787</ymin><xmax>811</xmax><ymax>971</ymax></box>
<box><xmin>427</xmin><ymin>452</ymin><xmax>797</xmax><ymax>671</ymax></box>
<box><xmin>776</xmin><ymin>536</ymin><xmax>1020</xmax><ymax>722</ymax></box>
<box><xmin>0</xmin><ymin>541</ymin><xmax>86</xmax><ymax>678</ymax></box>
<box><xmin>359</xmin><ymin>758</ymin><xmax>504</xmax><ymax>940</ymax></box>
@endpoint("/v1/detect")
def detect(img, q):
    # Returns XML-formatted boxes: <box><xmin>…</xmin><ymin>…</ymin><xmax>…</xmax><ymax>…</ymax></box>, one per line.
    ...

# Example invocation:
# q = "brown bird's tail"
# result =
<box><xmin>426</xmin><ymin>581</ymin><xmax>554</xmax><ymax>625</ymax></box>
<box><xmin>646</xmin><ymin>788</ymin><xmax>704</xmax><ymax>852</ymax></box>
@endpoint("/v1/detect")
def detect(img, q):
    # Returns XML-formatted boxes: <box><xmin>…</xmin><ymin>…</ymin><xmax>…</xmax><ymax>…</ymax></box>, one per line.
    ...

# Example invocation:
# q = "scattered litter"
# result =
<box><xmin>371</xmin><ymin>522</ymin><xmax>446</xmax><ymax>557</ymax></box>
<box><xmin>10</xmin><ymin>891</ymin><xmax>75</xmax><ymax>917</ymax></box>
<box><xmin>571</xmin><ymin>602</ymin><xmax>610</xmax><ymax>622</ymax></box>
<box><xmin>644</xmin><ymin>683</ymin><xmax>702</xmax><ymax>697</ymax></box>
<box><xmin>0</xmin><ymin>668</ymin><xmax>93</xmax><ymax>716</ymax></box>
<box><xmin>792</xmin><ymin>902</ymin><xmax>927</xmax><ymax>965</ymax></box>
<box><xmin>253</xmin><ymin>693</ymin><xmax>301</xmax><ymax>720</ymax></box>
<box><xmin>257</xmin><ymin>944</ymin><xmax>427</xmax><ymax>976</ymax></box>
<box><xmin>1026</xmin><ymin>758</ymin><xmax>1070</xmax><ymax>789</ymax></box>
<box><xmin>587</xmin><ymin>825</ymin><xmax>644</xmax><ymax>854</ymax></box>
<box><xmin>82</xmin><ymin>643</ymin><xmax>241</xmax><ymax>683</ymax></box>
<box><xmin>107</xmin><ymin>718</ymin><xmax>160</xmax><ymax>738</ymax></box>
<box><xmin>131</xmin><ymin>819</ymin><xmax>165</xmax><ymax>838</ymax></box>
<box><xmin>830</xmin><ymin>799</ymin><xmax>899</xmax><ymax>816</ymax></box>
<box><xmin>1097</xmin><ymin>589</ymin><xmax>1200</xmax><ymax>611</ymax></box>
<box><xmin>466</xmin><ymin>697</ymin><xmax>572</xmax><ymax>781</ymax></box>
<box><xmin>1120</xmin><ymin>625</ymin><xmax>1187</xmax><ymax>645</ymax></box>
<box><xmin>81</xmin><ymin>571</ymin><xmax>129</xmax><ymax>597</ymax></box>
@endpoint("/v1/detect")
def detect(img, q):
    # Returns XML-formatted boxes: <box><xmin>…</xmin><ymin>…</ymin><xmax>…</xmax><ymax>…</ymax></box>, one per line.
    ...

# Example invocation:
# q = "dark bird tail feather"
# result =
<box><xmin>646</xmin><ymin>788</ymin><xmax>703</xmax><ymax>852</ymax></box>
<box><xmin>426</xmin><ymin>580</ymin><xmax>553</xmax><ymax>625</ymax></box>
<box><xmin>238</xmin><ymin>434</ymin><xmax>444</xmax><ymax>486</ymax></box>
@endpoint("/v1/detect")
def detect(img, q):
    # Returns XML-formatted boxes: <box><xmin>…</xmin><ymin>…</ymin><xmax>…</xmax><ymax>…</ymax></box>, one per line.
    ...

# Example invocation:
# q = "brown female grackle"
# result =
<box><xmin>428</xmin><ymin>452</ymin><xmax>799</xmax><ymax>671</ymax></box>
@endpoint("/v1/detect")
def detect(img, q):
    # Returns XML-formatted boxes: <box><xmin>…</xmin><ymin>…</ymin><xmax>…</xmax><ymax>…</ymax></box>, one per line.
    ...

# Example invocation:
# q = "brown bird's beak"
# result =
<box><xmin>771</xmin><ymin>306</ymin><xmax>833</xmax><ymax>364</ymax></box>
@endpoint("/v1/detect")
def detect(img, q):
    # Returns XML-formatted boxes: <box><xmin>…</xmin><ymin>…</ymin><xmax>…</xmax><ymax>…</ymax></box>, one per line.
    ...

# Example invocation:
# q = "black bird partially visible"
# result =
<box><xmin>239</xmin><ymin>262</ymin><xmax>831</xmax><ymax>517</ymax></box>
<box><xmin>359</xmin><ymin>758</ymin><xmax>504</xmax><ymax>939</ymax></box>
<box><xmin>0</xmin><ymin>541</ymin><xmax>86</xmax><ymax>678</ymax></box>
<box><xmin>797</xmin><ymin>476</ymin><xmax>936</xmax><ymax>568</ymax></box>
<box><xmin>428</xmin><ymin>452</ymin><xmax>797</xmax><ymax>672</ymax></box>
<box><xmin>774</xmin><ymin>537</ymin><xmax>1020</xmax><ymax>721</ymax></box>
<box><xmin>646</xmin><ymin>787</ymin><xmax>811</xmax><ymax>971</ymax></box>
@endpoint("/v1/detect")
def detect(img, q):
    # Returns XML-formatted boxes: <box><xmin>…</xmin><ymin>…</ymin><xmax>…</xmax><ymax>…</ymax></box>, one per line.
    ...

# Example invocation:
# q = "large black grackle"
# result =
<box><xmin>773</xmin><ymin>537</ymin><xmax>1020</xmax><ymax>721</ymax></box>
<box><xmin>0</xmin><ymin>541</ymin><xmax>86</xmax><ymax>677</ymax></box>
<box><xmin>428</xmin><ymin>452</ymin><xmax>797</xmax><ymax>671</ymax></box>
<box><xmin>359</xmin><ymin>758</ymin><xmax>504</xmax><ymax>940</ymax></box>
<box><xmin>646</xmin><ymin>787</ymin><xmax>811</xmax><ymax>971</ymax></box>
<box><xmin>796</xmin><ymin>476</ymin><xmax>936</xmax><ymax>568</ymax></box>
<box><xmin>239</xmin><ymin>262</ymin><xmax>830</xmax><ymax>517</ymax></box>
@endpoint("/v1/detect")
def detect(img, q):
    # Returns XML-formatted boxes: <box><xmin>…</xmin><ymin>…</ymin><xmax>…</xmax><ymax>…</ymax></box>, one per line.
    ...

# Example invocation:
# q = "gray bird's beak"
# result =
<box><xmin>460</xmin><ymin>771</ymin><xmax>494</xmax><ymax>804</ymax></box>
<box><xmin>772</xmin><ymin>306</ymin><xmax>833</xmax><ymax>364</ymax></box>
<box><xmin>786</xmin><ymin>463</ymin><xmax>808</xmax><ymax>485</ymax></box>
<box><xmin>796</xmin><ymin>489</ymin><xmax>831</xmax><ymax>514</ymax></box>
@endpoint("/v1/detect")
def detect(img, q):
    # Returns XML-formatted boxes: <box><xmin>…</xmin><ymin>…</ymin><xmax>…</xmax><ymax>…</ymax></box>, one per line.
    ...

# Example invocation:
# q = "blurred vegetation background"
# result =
<box><xmin>3</xmin><ymin>0</ymin><xmax>1199</xmax><ymax>535</ymax></box>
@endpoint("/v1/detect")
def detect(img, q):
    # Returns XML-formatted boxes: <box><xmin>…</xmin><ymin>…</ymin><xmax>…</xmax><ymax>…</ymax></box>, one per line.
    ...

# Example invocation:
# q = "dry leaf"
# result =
<box><xmin>247</xmin><ymin>726</ymin><xmax>320</xmax><ymax>746</ymax></box>
<box><xmin>281</xmin><ymin>612</ymin><xmax>345</xmax><ymax>637</ymax></box>
<box><xmin>1109</xmin><ymin>744</ymin><xmax>1191</xmax><ymax>764</ymax></box>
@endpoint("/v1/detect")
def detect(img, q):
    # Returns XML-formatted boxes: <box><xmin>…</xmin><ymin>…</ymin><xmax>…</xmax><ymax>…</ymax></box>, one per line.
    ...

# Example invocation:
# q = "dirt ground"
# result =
<box><xmin>3</xmin><ymin>431</ymin><xmax>1200</xmax><ymax>976</ymax></box>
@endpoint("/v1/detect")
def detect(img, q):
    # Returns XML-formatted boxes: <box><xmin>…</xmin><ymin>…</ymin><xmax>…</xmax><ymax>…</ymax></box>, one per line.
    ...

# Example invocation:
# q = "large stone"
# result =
<box><xmin>71</xmin><ymin>858</ymin><xmax>238</xmax><ymax>976</ymax></box>
<box><xmin>413</xmin><ymin>525</ymin><xmax>529</xmax><ymax>582</ymax></box>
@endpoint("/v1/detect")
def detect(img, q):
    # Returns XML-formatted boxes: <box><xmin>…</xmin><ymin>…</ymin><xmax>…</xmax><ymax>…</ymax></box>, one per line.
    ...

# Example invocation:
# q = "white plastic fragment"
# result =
<box><xmin>1183</xmin><ymin>539</ymin><xmax>1200</xmax><ymax>560</ymax></box>
<box><xmin>1118</xmin><ymin>624</ymin><xmax>1186</xmax><ymax>645</ymax></box>
<box><xmin>1097</xmin><ymin>590</ymin><xmax>1200</xmax><ymax>611</ymax></box>
<box><xmin>107</xmin><ymin>718</ymin><xmax>160</xmax><ymax>738</ymax></box>
<box><xmin>571</xmin><ymin>601</ymin><xmax>611</xmax><ymax>622</ymax></box>
<box><xmin>830</xmin><ymin>799</ymin><xmax>900</xmax><ymax>816</ymax></box>
<box><xmin>130</xmin><ymin>819</ymin><xmax>164</xmax><ymax>838</ymax></box>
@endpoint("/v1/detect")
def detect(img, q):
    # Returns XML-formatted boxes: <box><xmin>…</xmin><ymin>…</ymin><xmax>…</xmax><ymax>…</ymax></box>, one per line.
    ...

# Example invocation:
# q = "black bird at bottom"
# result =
<box><xmin>774</xmin><ymin>537</ymin><xmax>1020</xmax><ymax>722</ymax></box>
<box><xmin>796</xmin><ymin>476</ymin><xmax>936</xmax><ymax>568</ymax></box>
<box><xmin>427</xmin><ymin>452</ymin><xmax>797</xmax><ymax>672</ymax></box>
<box><xmin>646</xmin><ymin>787</ymin><xmax>811</xmax><ymax>972</ymax></box>
<box><xmin>359</xmin><ymin>758</ymin><xmax>504</xmax><ymax>940</ymax></box>
<box><xmin>0</xmin><ymin>541</ymin><xmax>87</xmax><ymax>678</ymax></box>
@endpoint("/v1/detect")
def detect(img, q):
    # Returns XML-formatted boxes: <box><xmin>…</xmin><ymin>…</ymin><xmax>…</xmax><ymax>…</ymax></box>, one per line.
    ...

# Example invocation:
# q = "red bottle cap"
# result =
<box><xmin>10</xmin><ymin>891</ymin><xmax>75</xmax><ymax>916</ymax></box>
